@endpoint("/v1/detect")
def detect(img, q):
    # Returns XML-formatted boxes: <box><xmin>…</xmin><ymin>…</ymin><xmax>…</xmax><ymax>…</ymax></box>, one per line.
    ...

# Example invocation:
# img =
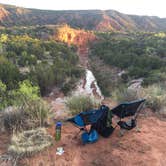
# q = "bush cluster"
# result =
<box><xmin>142</xmin><ymin>84</ymin><xmax>166</xmax><ymax>114</ymax></box>
<box><xmin>89</xmin><ymin>32</ymin><xmax>166</xmax><ymax>104</ymax></box>
<box><xmin>1</xmin><ymin>80</ymin><xmax>51</xmax><ymax>133</ymax></box>
<box><xmin>0</xmin><ymin>32</ymin><xmax>84</xmax><ymax>96</ymax></box>
<box><xmin>90</xmin><ymin>32</ymin><xmax>166</xmax><ymax>87</ymax></box>
<box><xmin>112</xmin><ymin>88</ymin><xmax>140</xmax><ymax>103</ymax></box>
<box><xmin>66</xmin><ymin>95</ymin><xmax>100</xmax><ymax>115</ymax></box>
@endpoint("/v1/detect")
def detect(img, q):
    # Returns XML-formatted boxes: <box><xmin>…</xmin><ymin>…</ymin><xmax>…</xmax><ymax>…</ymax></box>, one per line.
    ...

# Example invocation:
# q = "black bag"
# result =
<box><xmin>118</xmin><ymin>119</ymin><xmax>137</xmax><ymax>130</ymax></box>
<box><xmin>92</xmin><ymin>105</ymin><xmax>114</xmax><ymax>138</ymax></box>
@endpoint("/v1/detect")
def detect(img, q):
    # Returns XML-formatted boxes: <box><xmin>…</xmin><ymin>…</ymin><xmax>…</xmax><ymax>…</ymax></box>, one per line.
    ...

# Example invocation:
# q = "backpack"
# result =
<box><xmin>92</xmin><ymin>105</ymin><xmax>114</xmax><ymax>138</ymax></box>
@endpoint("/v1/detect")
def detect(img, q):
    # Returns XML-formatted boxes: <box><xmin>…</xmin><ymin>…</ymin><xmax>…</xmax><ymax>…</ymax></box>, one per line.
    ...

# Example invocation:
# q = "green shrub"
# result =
<box><xmin>90</xmin><ymin>32</ymin><xmax>166</xmax><ymax>82</ymax></box>
<box><xmin>66</xmin><ymin>95</ymin><xmax>100</xmax><ymax>115</ymax></box>
<box><xmin>61</xmin><ymin>82</ymin><xmax>73</xmax><ymax>95</ymax></box>
<box><xmin>61</xmin><ymin>77</ymin><xmax>79</xmax><ymax>95</ymax></box>
<box><xmin>32</xmin><ymin>63</ymin><xmax>55</xmax><ymax>95</ymax></box>
<box><xmin>0</xmin><ymin>56</ymin><xmax>21</xmax><ymax>90</ymax></box>
<box><xmin>1</xmin><ymin>78</ymin><xmax>51</xmax><ymax>132</ymax></box>
<box><xmin>0</xmin><ymin>79</ymin><xmax>40</xmax><ymax>109</ymax></box>
<box><xmin>0</xmin><ymin>80</ymin><xmax>7</xmax><ymax>110</ymax></box>
<box><xmin>18</xmin><ymin>80</ymin><xmax>40</xmax><ymax>100</ymax></box>
<box><xmin>143</xmin><ymin>71</ymin><xmax>166</xmax><ymax>86</ymax></box>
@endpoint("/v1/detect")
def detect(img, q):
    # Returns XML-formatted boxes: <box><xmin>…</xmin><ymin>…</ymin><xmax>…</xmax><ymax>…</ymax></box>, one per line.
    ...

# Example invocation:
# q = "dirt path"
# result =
<box><xmin>77</xmin><ymin>46</ymin><xmax>89</xmax><ymax>67</ymax></box>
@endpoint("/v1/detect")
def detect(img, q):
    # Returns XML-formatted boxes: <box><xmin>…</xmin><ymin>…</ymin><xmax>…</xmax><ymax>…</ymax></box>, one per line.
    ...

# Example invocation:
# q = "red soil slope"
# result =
<box><xmin>0</xmin><ymin>6</ymin><xmax>9</xmax><ymax>21</ymax></box>
<box><xmin>55</xmin><ymin>25</ymin><xmax>96</xmax><ymax>67</ymax></box>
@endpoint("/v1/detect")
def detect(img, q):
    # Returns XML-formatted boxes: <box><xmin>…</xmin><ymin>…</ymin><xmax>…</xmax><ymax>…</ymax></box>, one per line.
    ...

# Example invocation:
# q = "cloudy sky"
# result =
<box><xmin>0</xmin><ymin>0</ymin><xmax>165</xmax><ymax>18</ymax></box>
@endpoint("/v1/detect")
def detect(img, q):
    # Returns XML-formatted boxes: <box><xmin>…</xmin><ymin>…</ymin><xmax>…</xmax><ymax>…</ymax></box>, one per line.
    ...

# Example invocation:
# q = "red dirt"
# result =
<box><xmin>0</xmin><ymin>133</ymin><xmax>10</xmax><ymax>155</ymax></box>
<box><xmin>55</xmin><ymin>25</ymin><xmax>96</xmax><ymax>67</ymax></box>
<box><xmin>18</xmin><ymin>109</ymin><xmax>166</xmax><ymax>166</ymax></box>
<box><xmin>0</xmin><ymin>7</ymin><xmax>9</xmax><ymax>21</ymax></box>
<box><xmin>0</xmin><ymin>133</ymin><xmax>12</xmax><ymax>166</ymax></box>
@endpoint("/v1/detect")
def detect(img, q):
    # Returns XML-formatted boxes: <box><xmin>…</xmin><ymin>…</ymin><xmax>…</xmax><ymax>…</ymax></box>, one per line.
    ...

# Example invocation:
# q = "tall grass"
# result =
<box><xmin>3</xmin><ymin>107</ymin><xmax>26</xmax><ymax>132</ymax></box>
<box><xmin>112</xmin><ymin>83</ymin><xmax>166</xmax><ymax>116</ymax></box>
<box><xmin>22</xmin><ymin>99</ymin><xmax>51</xmax><ymax>127</ymax></box>
<box><xmin>66</xmin><ymin>95</ymin><xmax>100</xmax><ymax>115</ymax></box>
<box><xmin>112</xmin><ymin>88</ymin><xmax>139</xmax><ymax>103</ymax></box>
<box><xmin>2</xmin><ymin>99</ymin><xmax>51</xmax><ymax>133</ymax></box>
<box><xmin>142</xmin><ymin>84</ymin><xmax>166</xmax><ymax>113</ymax></box>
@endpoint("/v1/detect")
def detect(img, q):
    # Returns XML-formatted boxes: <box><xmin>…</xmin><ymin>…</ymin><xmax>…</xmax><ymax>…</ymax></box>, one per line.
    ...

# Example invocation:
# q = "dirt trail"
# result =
<box><xmin>20</xmin><ymin>109</ymin><xmax>166</xmax><ymax>166</ymax></box>
<box><xmin>77</xmin><ymin>46</ymin><xmax>89</xmax><ymax>67</ymax></box>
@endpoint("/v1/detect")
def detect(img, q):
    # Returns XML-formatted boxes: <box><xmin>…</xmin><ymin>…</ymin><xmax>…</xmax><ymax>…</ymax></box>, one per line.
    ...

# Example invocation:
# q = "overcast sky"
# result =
<box><xmin>0</xmin><ymin>0</ymin><xmax>165</xmax><ymax>18</ymax></box>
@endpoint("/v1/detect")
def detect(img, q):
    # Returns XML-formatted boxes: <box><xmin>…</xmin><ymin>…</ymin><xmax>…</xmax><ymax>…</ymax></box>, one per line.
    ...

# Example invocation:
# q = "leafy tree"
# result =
<box><xmin>33</xmin><ymin>63</ymin><xmax>55</xmax><ymax>95</ymax></box>
<box><xmin>0</xmin><ymin>80</ymin><xmax>7</xmax><ymax>110</ymax></box>
<box><xmin>0</xmin><ymin>34</ymin><xmax>8</xmax><ymax>43</ymax></box>
<box><xmin>18</xmin><ymin>80</ymin><xmax>40</xmax><ymax>100</ymax></box>
<box><xmin>0</xmin><ymin>56</ymin><xmax>21</xmax><ymax>90</ymax></box>
<box><xmin>0</xmin><ymin>79</ymin><xmax>41</xmax><ymax>109</ymax></box>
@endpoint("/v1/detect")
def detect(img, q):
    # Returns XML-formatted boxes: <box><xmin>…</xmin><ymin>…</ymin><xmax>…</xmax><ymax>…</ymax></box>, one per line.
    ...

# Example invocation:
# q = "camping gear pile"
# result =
<box><xmin>67</xmin><ymin>99</ymin><xmax>146</xmax><ymax>144</ymax></box>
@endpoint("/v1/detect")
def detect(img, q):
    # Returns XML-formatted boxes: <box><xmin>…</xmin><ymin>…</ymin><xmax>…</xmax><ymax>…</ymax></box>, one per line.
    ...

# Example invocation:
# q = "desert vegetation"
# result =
<box><xmin>0</xmin><ymin>27</ymin><xmax>84</xmax><ymax>163</ymax></box>
<box><xmin>142</xmin><ymin>84</ymin><xmax>166</xmax><ymax>115</ymax></box>
<box><xmin>0</xmin><ymin>30</ymin><xmax>84</xmax><ymax>105</ymax></box>
<box><xmin>66</xmin><ymin>95</ymin><xmax>100</xmax><ymax>115</ymax></box>
<box><xmin>90</xmin><ymin>32</ymin><xmax>166</xmax><ymax>96</ymax></box>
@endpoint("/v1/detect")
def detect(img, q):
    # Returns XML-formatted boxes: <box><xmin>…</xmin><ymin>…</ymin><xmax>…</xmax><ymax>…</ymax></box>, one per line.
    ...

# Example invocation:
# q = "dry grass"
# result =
<box><xmin>112</xmin><ymin>83</ymin><xmax>166</xmax><ymax>116</ymax></box>
<box><xmin>8</xmin><ymin>128</ymin><xmax>53</xmax><ymax>157</ymax></box>
<box><xmin>141</xmin><ymin>84</ymin><xmax>166</xmax><ymax>114</ymax></box>
<box><xmin>2</xmin><ymin>99</ymin><xmax>52</xmax><ymax>133</ymax></box>
<box><xmin>112</xmin><ymin>88</ymin><xmax>139</xmax><ymax>103</ymax></box>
